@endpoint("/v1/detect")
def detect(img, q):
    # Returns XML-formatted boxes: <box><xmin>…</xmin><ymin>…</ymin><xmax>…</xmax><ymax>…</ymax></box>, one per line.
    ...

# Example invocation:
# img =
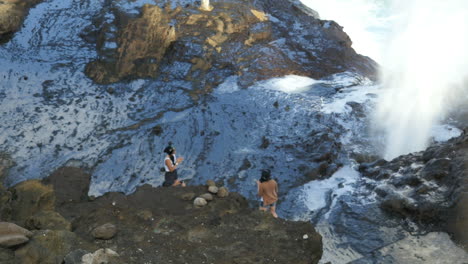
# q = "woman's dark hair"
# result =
<box><xmin>260</xmin><ymin>169</ymin><xmax>271</xmax><ymax>183</ymax></box>
<box><xmin>163</xmin><ymin>142</ymin><xmax>175</xmax><ymax>155</ymax></box>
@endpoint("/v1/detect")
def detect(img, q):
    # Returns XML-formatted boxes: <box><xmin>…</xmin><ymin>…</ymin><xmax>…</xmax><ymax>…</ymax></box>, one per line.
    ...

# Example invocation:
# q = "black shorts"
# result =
<box><xmin>163</xmin><ymin>170</ymin><xmax>178</xmax><ymax>187</ymax></box>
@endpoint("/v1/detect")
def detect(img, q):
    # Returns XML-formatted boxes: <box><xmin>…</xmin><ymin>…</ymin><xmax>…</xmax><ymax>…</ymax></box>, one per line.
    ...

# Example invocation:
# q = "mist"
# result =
<box><xmin>375</xmin><ymin>0</ymin><xmax>468</xmax><ymax>159</ymax></box>
<box><xmin>300</xmin><ymin>0</ymin><xmax>468</xmax><ymax>160</ymax></box>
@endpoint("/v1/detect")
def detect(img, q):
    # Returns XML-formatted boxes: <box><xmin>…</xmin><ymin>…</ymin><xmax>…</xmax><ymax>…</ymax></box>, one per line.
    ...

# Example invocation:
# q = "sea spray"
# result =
<box><xmin>374</xmin><ymin>0</ymin><xmax>468</xmax><ymax>159</ymax></box>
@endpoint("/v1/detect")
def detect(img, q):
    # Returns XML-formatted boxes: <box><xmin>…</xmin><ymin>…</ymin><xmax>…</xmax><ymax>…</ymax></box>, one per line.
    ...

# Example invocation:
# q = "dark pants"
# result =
<box><xmin>163</xmin><ymin>170</ymin><xmax>178</xmax><ymax>187</ymax></box>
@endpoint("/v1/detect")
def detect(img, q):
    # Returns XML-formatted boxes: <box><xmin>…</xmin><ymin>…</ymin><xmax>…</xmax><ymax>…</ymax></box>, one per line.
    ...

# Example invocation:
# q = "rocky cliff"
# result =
<box><xmin>82</xmin><ymin>0</ymin><xmax>376</xmax><ymax>88</ymax></box>
<box><xmin>0</xmin><ymin>165</ymin><xmax>322</xmax><ymax>263</ymax></box>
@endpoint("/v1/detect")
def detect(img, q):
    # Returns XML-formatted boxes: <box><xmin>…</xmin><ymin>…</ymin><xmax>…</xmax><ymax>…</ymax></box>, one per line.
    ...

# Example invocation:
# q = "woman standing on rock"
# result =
<box><xmin>256</xmin><ymin>169</ymin><xmax>278</xmax><ymax>218</ymax></box>
<box><xmin>162</xmin><ymin>143</ymin><xmax>185</xmax><ymax>187</ymax></box>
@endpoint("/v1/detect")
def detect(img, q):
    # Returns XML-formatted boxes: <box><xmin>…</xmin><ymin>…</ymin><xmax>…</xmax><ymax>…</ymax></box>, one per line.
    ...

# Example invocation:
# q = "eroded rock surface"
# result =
<box><xmin>359</xmin><ymin>131</ymin><xmax>468</xmax><ymax>249</ymax></box>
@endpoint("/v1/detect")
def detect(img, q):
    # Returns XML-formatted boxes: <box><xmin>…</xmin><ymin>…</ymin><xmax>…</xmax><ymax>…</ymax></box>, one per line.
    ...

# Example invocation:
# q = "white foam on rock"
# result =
<box><xmin>321</xmin><ymin>84</ymin><xmax>379</xmax><ymax>114</ymax></box>
<box><xmin>255</xmin><ymin>75</ymin><xmax>317</xmax><ymax>94</ymax></box>
<box><xmin>300</xmin><ymin>166</ymin><xmax>360</xmax><ymax>214</ymax></box>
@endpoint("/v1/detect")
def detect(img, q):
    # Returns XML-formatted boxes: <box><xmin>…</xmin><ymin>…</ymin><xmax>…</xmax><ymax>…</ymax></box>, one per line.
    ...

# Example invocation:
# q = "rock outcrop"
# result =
<box><xmin>359</xmin><ymin>130</ymin><xmax>468</xmax><ymax>249</ymax></box>
<box><xmin>0</xmin><ymin>166</ymin><xmax>322</xmax><ymax>263</ymax></box>
<box><xmin>0</xmin><ymin>0</ymin><xmax>43</xmax><ymax>44</ymax></box>
<box><xmin>82</xmin><ymin>0</ymin><xmax>377</xmax><ymax>88</ymax></box>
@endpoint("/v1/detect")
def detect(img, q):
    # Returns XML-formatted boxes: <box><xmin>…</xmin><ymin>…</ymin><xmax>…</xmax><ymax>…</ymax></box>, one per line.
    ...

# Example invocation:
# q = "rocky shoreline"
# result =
<box><xmin>359</xmin><ymin>130</ymin><xmax>468</xmax><ymax>250</ymax></box>
<box><xmin>0</xmin><ymin>166</ymin><xmax>322</xmax><ymax>263</ymax></box>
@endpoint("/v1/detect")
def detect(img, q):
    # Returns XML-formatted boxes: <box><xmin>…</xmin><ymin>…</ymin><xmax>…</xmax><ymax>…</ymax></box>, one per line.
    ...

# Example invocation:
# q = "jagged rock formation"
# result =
<box><xmin>82</xmin><ymin>0</ymin><xmax>376</xmax><ymax>88</ymax></box>
<box><xmin>359</xmin><ymin>130</ymin><xmax>468</xmax><ymax>249</ymax></box>
<box><xmin>0</xmin><ymin>0</ymin><xmax>43</xmax><ymax>44</ymax></box>
<box><xmin>0</xmin><ymin>166</ymin><xmax>323</xmax><ymax>263</ymax></box>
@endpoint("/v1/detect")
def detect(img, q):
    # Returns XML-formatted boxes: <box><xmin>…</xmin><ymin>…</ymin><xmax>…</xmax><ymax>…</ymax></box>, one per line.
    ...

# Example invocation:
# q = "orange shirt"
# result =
<box><xmin>258</xmin><ymin>180</ymin><xmax>278</xmax><ymax>205</ymax></box>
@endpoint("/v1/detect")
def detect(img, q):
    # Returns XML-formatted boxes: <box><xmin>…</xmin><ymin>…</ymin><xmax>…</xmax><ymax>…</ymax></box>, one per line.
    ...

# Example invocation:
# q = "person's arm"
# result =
<box><xmin>165</xmin><ymin>159</ymin><xmax>177</xmax><ymax>172</ymax></box>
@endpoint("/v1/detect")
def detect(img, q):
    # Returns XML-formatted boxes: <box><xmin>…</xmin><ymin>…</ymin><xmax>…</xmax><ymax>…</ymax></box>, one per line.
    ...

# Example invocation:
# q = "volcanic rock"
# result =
<box><xmin>0</xmin><ymin>222</ymin><xmax>32</xmax><ymax>247</ymax></box>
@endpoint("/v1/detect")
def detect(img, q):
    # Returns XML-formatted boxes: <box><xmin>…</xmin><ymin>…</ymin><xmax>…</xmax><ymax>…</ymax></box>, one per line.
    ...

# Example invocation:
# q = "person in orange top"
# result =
<box><xmin>256</xmin><ymin>169</ymin><xmax>278</xmax><ymax>218</ymax></box>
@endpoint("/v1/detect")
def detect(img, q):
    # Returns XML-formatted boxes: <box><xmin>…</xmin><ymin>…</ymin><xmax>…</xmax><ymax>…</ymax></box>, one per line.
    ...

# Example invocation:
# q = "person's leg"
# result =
<box><xmin>259</xmin><ymin>201</ymin><xmax>267</xmax><ymax>211</ymax></box>
<box><xmin>270</xmin><ymin>206</ymin><xmax>278</xmax><ymax>218</ymax></box>
<box><xmin>172</xmin><ymin>179</ymin><xmax>186</xmax><ymax>187</ymax></box>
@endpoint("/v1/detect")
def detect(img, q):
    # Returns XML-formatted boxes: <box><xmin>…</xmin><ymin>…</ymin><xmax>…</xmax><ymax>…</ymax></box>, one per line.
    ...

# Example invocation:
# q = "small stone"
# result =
<box><xmin>303</xmin><ymin>234</ymin><xmax>308</xmax><ymax>240</ymax></box>
<box><xmin>199</xmin><ymin>193</ymin><xmax>213</xmax><ymax>201</ymax></box>
<box><xmin>82</xmin><ymin>248</ymin><xmax>119</xmax><ymax>264</ymax></box>
<box><xmin>194</xmin><ymin>197</ymin><xmax>207</xmax><ymax>207</ymax></box>
<box><xmin>206</xmin><ymin>180</ymin><xmax>216</xmax><ymax>187</ymax></box>
<box><xmin>208</xmin><ymin>186</ymin><xmax>218</xmax><ymax>194</ymax></box>
<box><xmin>92</xmin><ymin>223</ymin><xmax>117</xmax><ymax>240</ymax></box>
<box><xmin>217</xmin><ymin>187</ymin><xmax>229</xmax><ymax>198</ymax></box>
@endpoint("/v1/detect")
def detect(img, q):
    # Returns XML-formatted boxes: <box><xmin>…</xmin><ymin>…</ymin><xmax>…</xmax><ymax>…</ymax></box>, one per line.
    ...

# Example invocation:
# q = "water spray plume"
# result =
<box><xmin>373</xmin><ymin>0</ymin><xmax>468</xmax><ymax>160</ymax></box>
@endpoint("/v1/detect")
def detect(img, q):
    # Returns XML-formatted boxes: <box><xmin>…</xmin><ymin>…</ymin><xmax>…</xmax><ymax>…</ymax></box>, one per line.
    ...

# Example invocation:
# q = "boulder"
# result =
<box><xmin>9</xmin><ymin>180</ymin><xmax>55</xmax><ymax>225</ymax></box>
<box><xmin>199</xmin><ymin>193</ymin><xmax>213</xmax><ymax>201</ymax></box>
<box><xmin>92</xmin><ymin>223</ymin><xmax>117</xmax><ymax>240</ymax></box>
<box><xmin>82</xmin><ymin>248</ymin><xmax>120</xmax><ymax>264</ymax></box>
<box><xmin>14</xmin><ymin>230</ymin><xmax>85</xmax><ymax>264</ymax></box>
<box><xmin>0</xmin><ymin>222</ymin><xmax>32</xmax><ymax>247</ymax></box>
<box><xmin>217</xmin><ymin>187</ymin><xmax>229</xmax><ymax>198</ymax></box>
<box><xmin>208</xmin><ymin>186</ymin><xmax>218</xmax><ymax>194</ymax></box>
<box><xmin>194</xmin><ymin>197</ymin><xmax>207</xmax><ymax>207</ymax></box>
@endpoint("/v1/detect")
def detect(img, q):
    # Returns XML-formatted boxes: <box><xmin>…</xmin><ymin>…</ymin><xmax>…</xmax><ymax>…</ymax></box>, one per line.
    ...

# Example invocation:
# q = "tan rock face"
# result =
<box><xmin>0</xmin><ymin>0</ymin><xmax>43</xmax><ymax>44</ymax></box>
<box><xmin>85</xmin><ymin>4</ymin><xmax>176</xmax><ymax>84</ymax></box>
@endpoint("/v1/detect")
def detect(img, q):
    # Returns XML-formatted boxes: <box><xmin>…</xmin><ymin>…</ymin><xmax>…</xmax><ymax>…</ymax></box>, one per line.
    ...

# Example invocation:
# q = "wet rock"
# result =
<box><xmin>420</xmin><ymin>158</ymin><xmax>451</xmax><ymax>180</ymax></box>
<box><xmin>194</xmin><ymin>197</ymin><xmax>207</xmax><ymax>207</ymax></box>
<box><xmin>217</xmin><ymin>187</ymin><xmax>229</xmax><ymax>198</ymax></box>
<box><xmin>25</xmin><ymin>210</ymin><xmax>71</xmax><ymax>231</ymax></box>
<box><xmin>92</xmin><ymin>223</ymin><xmax>117</xmax><ymax>240</ymax></box>
<box><xmin>82</xmin><ymin>248</ymin><xmax>121</xmax><ymax>264</ymax></box>
<box><xmin>199</xmin><ymin>193</ymin><xmax>213</xmax><ymax>201</ymax></box>
<box><xmin>208</xmin><ymin>186</ymin><xmax>219</xmax><ymax>194</ymax></box>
